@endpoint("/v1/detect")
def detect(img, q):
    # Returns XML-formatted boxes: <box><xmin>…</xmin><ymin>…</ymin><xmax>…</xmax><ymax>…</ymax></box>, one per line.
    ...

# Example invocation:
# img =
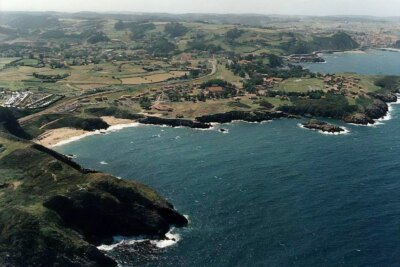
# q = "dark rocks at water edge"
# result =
<box><xmin>302</xmin><ymin>119</ymin><xmax>345</xmax><ymax>133</ymax></box>
<box><xmin>138</xmin><ymin>116</ymin><xmax>212</xmax><ymax>129</ymax></box>
<box><xmin>0</xmin><ymin>132</ymin><xmax>188</xmax><ymax>267</ymax></box>
<box><xmin>343</xmin><ymin>113</ymin><xmax>374</xmax><ymax>125</ymax></box>
<box><xmin>368</xmin><ymin>92</ymin><xmax>398</xmax><ymax>103</ymax></box>
<box><xmin>365</xmin><ymin>99</ymin><xmax>389</xmax><ymax>120</ymax></box>
<box><xmin>196</xmin><ymin>110</ymin><xmax>290</xmax><ymax>124</ymax></box>
<box><xmin>344</xmin><ymin>98</ymin><xmax>391</xmax><ymax>125</ymax></box>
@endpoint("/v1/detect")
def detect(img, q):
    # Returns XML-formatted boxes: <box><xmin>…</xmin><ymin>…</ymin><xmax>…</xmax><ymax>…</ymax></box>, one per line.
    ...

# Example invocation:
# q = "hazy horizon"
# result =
<box><xmin>1</xmin><ymin>0</ymin><xmax>400</xmax><ymax>17</ymax></box>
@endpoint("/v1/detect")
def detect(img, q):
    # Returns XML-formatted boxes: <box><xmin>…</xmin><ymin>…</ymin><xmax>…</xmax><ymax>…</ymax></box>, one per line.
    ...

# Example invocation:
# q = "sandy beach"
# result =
<box><xmin>35</xmin><ymin>116</ymin><xmax>136</xmax><ymax>147</ymax></box>
<box><xmin>35</xmin><ymin>128</ymin><xmax>90</xmax><ymax>147</ymax></box>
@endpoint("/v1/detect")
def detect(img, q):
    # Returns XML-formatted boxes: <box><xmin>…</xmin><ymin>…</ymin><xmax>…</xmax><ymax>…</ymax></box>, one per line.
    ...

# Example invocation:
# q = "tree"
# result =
<box><xmin>130</xmin><ymin>23</ymin><xmax>155</xmax><ymax>39</ymax></box>
<box><xmin>87</xmin><ymin>32</ymin><xmax>110</xmax><ymax>44</ymax></box>
<box><xmin>197</xmin><ymin>92</ymin><xmax>206</xmax><ymax>102</ymax></box>
<box><xmin>164</xmin><ymin>23</ymin><xmax>188</xmax><ymax>37</ymax></box>
<box><xmin>114</xmin><ymin>20</ymin><xmax>125</xmax><ymax>30</ymax></box>
<box><xmin>226</xmin><ymin>28</ymin><xmax>244</xmax><ymax>41</ymax></box>
<box><xmin>268</xmin><ymin>54</ymin><xmax>283</xmax><ymax>68</ymax></box>
<box><xmin>259</xmin><ymin>100</ymin><xmax>274</xmax><ymax>109</ymax></box>
<box><xmin>139</xmin><ymin>97</ymin><xmax>152</xmax><ymax>110</ymax></box>
<box><xmin>148</xmin><ymin>38</ymin><xmax>177</xmax><ymax>56</ymax></box>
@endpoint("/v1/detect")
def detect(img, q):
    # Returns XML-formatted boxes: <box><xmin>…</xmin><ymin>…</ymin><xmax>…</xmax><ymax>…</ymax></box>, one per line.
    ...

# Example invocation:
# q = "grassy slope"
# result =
<box><xmin>0</xmin><ymin>130</ymin><xmax>187</xmax><ymax>266</ymax></box>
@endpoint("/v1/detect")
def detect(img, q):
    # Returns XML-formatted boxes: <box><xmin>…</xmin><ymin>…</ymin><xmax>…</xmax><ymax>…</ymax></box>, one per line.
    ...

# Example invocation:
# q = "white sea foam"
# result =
<box><xmin>106</xmin><ymin>122</ymin><xmax>142</xmax><ymax>132</ymax></box>
<box><xmin>151</xmin><ymin>231</ymin><xmax>181</xmax><ymax>248</ymax></box>
<box><xmin>348</xmin><ymin>95</ymin><xmax>400</xmax><ymax>127</ymax></box>
<box><xmin>51</xmin><ymin>123</ymin><xmax>142</xmax><ymax>147</ymax></box>
<box><xmin>51</xmin><ymin>131</ymin><xmax>100</xmax><ymax>147</ymax></box>
<box><xmin>230</xmin><ymin>120</ymin><xmax>263</xmax><ymax>124</ymax></box>
<box><xmin>218</xmin><ymin>128</ymin><xmax>229</xmax><ymax>134</ymax></box>
<box><xmin>298</xmin><ymin>123</ymin><xmax>350</xmax><ymax>135</ymax></box>
<box><xmin>183</xmin><ymin>214</ymin><xmax>190</xmax><ymax>223</ymax></box>
<box><xmin>97</xmin><ymin>228</ymin><xmax>181</xmax><ymax>251</ymax></box>
<box><xmin>100</xmin><ymin>161</ymin><xmax>108</xmax><ymax>165</ymax></box>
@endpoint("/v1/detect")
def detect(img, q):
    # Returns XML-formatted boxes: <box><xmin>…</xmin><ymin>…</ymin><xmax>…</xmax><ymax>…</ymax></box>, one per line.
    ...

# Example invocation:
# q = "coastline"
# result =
<box><xmin>35</xmin><ymin>116</ymin><xmax>138</xmax><ymax>148</ymax></box>
<box><xmin>36</xmin><ymin>96</ymin><xmax>400</xmax><ymax>148</ymax></box>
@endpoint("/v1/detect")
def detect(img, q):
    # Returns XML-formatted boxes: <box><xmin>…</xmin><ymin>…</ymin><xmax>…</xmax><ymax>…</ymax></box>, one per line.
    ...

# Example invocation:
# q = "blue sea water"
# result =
<box><xmin>55</xmin><ymin>51</ymin><xmax>400</xmax><ymax>266</ymax></box>
<box><xmin>301</xmin><ymin>50</ymin><xmax>400</xmax><ymax>75</ymax></box>
<box><xmin>56</xmin><ymin>109</ymin><xmax>400</xmax><ymax>266</ymax></box>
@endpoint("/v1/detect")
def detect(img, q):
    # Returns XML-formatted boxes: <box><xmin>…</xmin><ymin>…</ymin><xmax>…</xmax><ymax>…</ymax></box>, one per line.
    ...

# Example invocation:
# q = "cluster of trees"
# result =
<box><xmin>226</xmin><ymin>28</ymin><xmax>244</xmax><ymax>42</ymax></box>
<box><xmin>374</xmin><ymin>76</ymin><xmax>400</xmax><ymax>91</ymax></box>
<box><xmin>131</xmin><ymin>23</ymin><xmax>156</xmax><ymax>39</ymax></box>
<box><xmin>228</xmin><ymin>54</ymin><xmax>287</xmax><ymax>78</ymax></box>
<box><xmin>187</xmin><ymin>39</ymin><xmax>223</xmax><ymax>53</ymax></box>
<box><xmin>280</xmin><ymin>32</ymin><xmax>359</xmax><ymax>55</ymax></box>
<box><xmin>87</xmin><ymin>32</ymin><xmax>110</xmax><ymax>44</ymax></box>
<box><xmin>43</xmin><ymin>115</ymin><xmax>109</xmax><ymax>131</ymax></box>
<box><xmin>279</xmin><ymin>93</ymin><xmax>357</xmax><ymax>119</ymax></box>
<box><xmin>164</xmin><ymin>23</ymin><xmax>188</xmax><ymax>37</ymax></box>
<box><xmin>84</xmin><ymin>107</ymin><xmax>143</xmax><ymax>120</ymax></box>
<box><xmin>259</xmin><ymin>99</ymin><xmax>274</xmax><ymax>109</ymax></box>
<box><xmin>148</xmin><ymin>38</ymin><xmax>177</xmax><ymax>56</ymax></box>
<box><xmin>242</xmin><ymin>77</ymin><xmax>263</xmax><ymax>93</ymax></box>
<box><xmin>200</xmin><ymin>79</ymin><xmax>237</xmax><ymax>99</ymax></box>
<box><xmin>139</xmin><ymin>97</ymin><xmax>152</xmax><ymax>110</ymax></box>
<box><xmin>166</xmin><ymin>90</ymin><xmax>181</xmax><ymax>102</ymax></box>
<box><xmin>267</xmin><ymin>54</ymin><xmax>284</xmax><ymax>68</ymax></box>
<box><xmin>231</xmin><ymin>62</ymin><xmax>311</xmax><ymax>80</ymax></box>
<box><xmin>200</xmin><ymin>79</ymin><xmax>232</xmax><ymax>89</ymax></box>
<box><xmin>40</xmin><ymin>29</ymin><xmax>66</xmax><ymax>39</ymax></box>
<box><xmin>33</xmin><ymin>72</ymin><xmax>70</xmax><ymax>82</ymax></box>
<box><xmin>114</xmin><ymin>21</ymin><xmax>156</xmax><ymax>40</ymax></box>
<box><xmin>114</xmin><ymin>20</ymin><xmax>129</xmax><ymax>30</ymax></box>
<box><xmin>228</xmin><ymin>54</ymin><xmax>312</xmax><ymax>92</ymax></box>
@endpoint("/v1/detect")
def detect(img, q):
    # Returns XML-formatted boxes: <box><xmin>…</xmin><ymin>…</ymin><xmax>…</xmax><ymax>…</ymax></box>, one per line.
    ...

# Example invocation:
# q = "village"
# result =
<box><xmin>0</xmin><ymin>90</ymin><xmax>62</xmax><ymax>109</ymax></box>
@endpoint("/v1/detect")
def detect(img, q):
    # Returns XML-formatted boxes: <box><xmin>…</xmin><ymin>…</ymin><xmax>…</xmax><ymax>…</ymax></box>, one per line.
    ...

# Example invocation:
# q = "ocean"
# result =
<box><xmin>55</xmin><ymin>50</ymin><xmax>400</xmax><ymax>266</ymax></box>
<box><xmin>301</xmin><ymin>49</ymin><xmax>400</xmax><ymax>75</ymax></box>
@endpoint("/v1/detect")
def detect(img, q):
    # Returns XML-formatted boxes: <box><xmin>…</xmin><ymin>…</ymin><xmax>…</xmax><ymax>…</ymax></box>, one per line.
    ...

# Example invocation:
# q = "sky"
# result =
<box><xmin>1</xmin><ymin>0</ymin><xmax>399</xmax><ymax>17</ymax></box>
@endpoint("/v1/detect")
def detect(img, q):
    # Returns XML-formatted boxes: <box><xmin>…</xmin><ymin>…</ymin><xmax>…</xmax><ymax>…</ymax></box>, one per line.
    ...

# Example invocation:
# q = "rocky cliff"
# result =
<box><xmin>0</xmin><ymin>112</ymin><xmax>188</xmax><ymax>267</ymax></box>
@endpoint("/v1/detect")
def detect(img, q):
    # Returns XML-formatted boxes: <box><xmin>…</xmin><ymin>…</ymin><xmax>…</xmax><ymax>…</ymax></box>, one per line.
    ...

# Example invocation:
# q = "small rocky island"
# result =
<box><xmin>302</xmin><ymin>119</ymin><xmax>345</xmax><ymax>133</ymax></box>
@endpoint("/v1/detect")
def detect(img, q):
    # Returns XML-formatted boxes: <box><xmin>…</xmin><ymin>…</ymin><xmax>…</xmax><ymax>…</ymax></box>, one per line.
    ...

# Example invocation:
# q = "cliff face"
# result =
<box><xmin>196</xmin><ymin>110</ymin><xmax>289</xmax><ymax>124</ymax></box>
<box><xmin>0</xmin><ymin>132</ymin><xmax>187</xmax><ymax>267</ymax></box>
<box><xmin>0</xmin><ymin>107</ymin><xmax>31</xmax><ymax>139</ymax></box>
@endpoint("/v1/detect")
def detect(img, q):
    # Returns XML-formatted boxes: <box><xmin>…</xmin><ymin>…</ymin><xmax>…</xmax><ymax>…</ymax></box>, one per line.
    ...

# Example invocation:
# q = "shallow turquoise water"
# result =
<box><xmin>56</xmin><ymin>106</ymin><xmax>400</xmax><ymax>266</ymax></box>
<box><xmin>301</xmin><ymin>50</ymin><xmax>400</xmax><ymax>75</ymax></box>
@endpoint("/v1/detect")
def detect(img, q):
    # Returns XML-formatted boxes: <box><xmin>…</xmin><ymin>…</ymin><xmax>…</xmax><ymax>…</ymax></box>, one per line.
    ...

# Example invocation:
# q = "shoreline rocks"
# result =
<box><xmin>343</xmin><ymin>93</ymin><xmax>396</xmax><ymax>125</ymax></box>
<box><xmin>343</xmin><ymin>113</ymin><xmax>374</xmax><ymax>125</ymax></box>
<box><xmin>368</xmin><ymin>92</ymin><xmax>398</xmax><ymax>103</ymax></box>
<box><xmin>138</xmin><ymin>116</ymin><xmax>211</xmax><ymax>129</ymax></box>
<box><xmin>196</xmin><ymin>110</ymin><xmax>289</xmax><ymax>124</ymax></box>
<box><xmin>365</xmin><ymin>99</ymin><xmax>389</xmax><ymax>120</ymax></box>
<box><xmin>302</xmin><ymin>119</ymin><xmax>345</xmax><ymax>133</ymax></box>
<box><xmin>0</xmin><ymin>133</ymin><xmax>188</xmax><ymax>267</ymax></box>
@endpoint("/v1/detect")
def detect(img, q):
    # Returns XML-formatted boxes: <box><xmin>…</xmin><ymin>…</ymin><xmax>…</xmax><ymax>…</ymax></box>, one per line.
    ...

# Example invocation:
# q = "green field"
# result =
<box><xmin>0</xmin><ymin>57</ymin><xmax>20</xmax><ymax>69</ymax></box>
<box><xmin>276</xmin><ymin>78</ymin><xmax>324</xmax><ymax>92</ymax></box>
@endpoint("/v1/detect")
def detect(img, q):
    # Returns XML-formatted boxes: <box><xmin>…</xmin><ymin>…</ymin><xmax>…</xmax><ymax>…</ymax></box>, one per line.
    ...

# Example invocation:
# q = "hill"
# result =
<box><xmin>0</xmin><ymin>108</ymin><xmax>188</xmax><ymax>266</ymax></box>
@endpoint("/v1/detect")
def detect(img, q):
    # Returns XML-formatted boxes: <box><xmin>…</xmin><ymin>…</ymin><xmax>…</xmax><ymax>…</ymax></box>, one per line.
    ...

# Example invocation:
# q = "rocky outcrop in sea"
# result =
<box><xmin>302</xmin><ymin>119</ymin><xmax>345</xmax><ymax>133</ymax></box>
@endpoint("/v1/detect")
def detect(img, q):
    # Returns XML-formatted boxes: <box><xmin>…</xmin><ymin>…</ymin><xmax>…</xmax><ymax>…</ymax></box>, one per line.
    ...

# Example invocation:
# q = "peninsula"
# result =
<box><xmin>0</xmin><ymin>107</ymin><xmax>188</xmax><ymax>266</ymax></box>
